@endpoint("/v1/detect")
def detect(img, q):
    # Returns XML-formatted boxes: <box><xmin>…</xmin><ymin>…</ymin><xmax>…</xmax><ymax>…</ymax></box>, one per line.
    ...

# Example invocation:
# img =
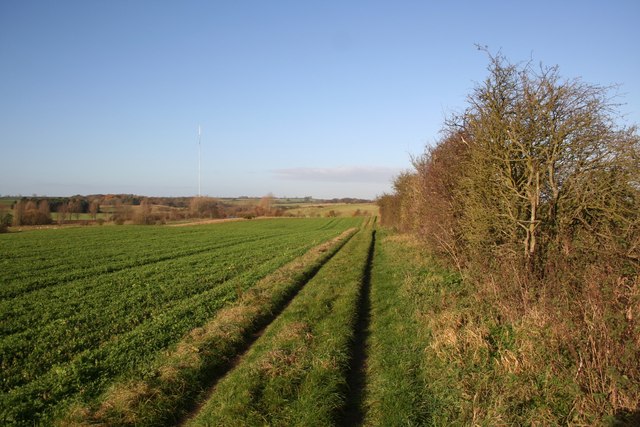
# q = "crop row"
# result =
<box><xmin>0</xmin><ymin>218</ymin><xmax>353</xmax><ymax>299</ymax></box>
<box><xmin>1</xmin><ymin>224</ymin><xmax>323</xmax><ymax>337</ymax></box>
<box><xmin>0</xmin><ymin>218</ymin><xmax>361</xmax><ymax>425</ymax></box>
<box><xmin>69</xmin><ymin>227</ymin><xmax>358</xmax><ymax>425</ymax></box>
<box><xmin>187</xmin><ymin>223</ymin><xmax>375</xmax><ymax>425</ymax></box>
<box><xmin>2</xmin><ymin>234</ymin><xmax>304</xmax><ymax>387</ymax></box>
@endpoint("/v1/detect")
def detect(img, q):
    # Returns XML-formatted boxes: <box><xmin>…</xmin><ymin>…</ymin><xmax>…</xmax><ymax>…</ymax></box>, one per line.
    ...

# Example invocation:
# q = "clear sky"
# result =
<box><xmin>1</xmin><ymin>1</ymin><xmax>639</xmax><ymax>199</ymax></box>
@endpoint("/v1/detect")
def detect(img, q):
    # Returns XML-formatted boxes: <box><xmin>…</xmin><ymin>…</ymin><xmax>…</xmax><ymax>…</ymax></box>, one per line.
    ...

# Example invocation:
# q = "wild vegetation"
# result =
<box><xmin>378</xmin><ymin>52</ymin><xmax>640</xmax><ymax>424</ymax></box>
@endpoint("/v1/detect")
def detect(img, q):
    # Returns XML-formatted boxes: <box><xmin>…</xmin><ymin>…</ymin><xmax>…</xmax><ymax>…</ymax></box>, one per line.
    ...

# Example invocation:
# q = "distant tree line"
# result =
<box><xmin>8</xmin><ymin>199</ymin><xmax>52</xmax><ymax>226</ymax></box>
<box><xmin>1</xmin><ymin>193</ymin><xmax>371</xmax><ymax>229</ymax></box>
<box><xmin>378</xmin><ymin>52</ymin><xmax>639</xmax><ymax>419</ymax></box>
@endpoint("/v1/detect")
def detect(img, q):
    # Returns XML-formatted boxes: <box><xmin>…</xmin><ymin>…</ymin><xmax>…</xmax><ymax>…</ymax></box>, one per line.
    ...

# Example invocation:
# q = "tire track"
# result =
<box><xmin>341</xmin><ymin>229</ymin><xmax>375</xmax><ymax>426</ymax></box>
<box><xmin>64</xmin><ymin>228</ymin><xmax>357</xmax><ymax>426</ymax></box>
<box><xmin>176</xmin><ymin>230</ymin><xmax>357</xmax><ymax>426</ymax></box>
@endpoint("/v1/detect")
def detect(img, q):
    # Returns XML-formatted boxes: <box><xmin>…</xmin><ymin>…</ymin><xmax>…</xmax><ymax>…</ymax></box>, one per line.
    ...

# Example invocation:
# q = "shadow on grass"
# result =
<box><xmin>340</xmin><ymin>229</ymin><xmax>375</xmax><ymax>426</ymax></box>
<box><xmin>612</xmin><ymin>408</ymin><xmax>640</xmax><ymax>426</ymax></box>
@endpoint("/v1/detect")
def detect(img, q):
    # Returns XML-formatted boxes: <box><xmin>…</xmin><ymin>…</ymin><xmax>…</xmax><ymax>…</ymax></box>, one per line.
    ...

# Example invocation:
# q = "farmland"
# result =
<box><xmin>0</xmin><ymin>218</ymin><xmax>363</xmax><ymax>424</ymax></box>
<box><xmin>2</xmin><ymin>209</ymin><xmax>631</xmax><ymax>425</ymax></box>
<box><xmin>186</xmin><ymin>222</ymin><xmax>375</xmax><ymax>426</ymax></box>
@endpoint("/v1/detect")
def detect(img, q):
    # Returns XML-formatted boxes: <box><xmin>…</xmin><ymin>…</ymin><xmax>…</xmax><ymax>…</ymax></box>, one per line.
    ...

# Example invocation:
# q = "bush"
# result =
<box><xmin>190</xmin><ymin>197</ymin><xmax>224</xmax><ymax>219</ymax></box>
<box><xmin>378</xmin><ymin>51</ymin><xmax>640</xmax><ymax>422</ymax></box>
<box><xmin>1</xmin><ymin>212</ymin><xmax>12</xmax><ymax>226</ymax></box>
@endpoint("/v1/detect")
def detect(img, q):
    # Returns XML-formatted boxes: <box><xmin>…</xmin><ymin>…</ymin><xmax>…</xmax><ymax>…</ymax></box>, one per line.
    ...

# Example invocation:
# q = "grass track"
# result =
<box><xmin>363</xmin><ymin>229</ymin><xmax>432</xmax><ymax>425</ymax></box>
<box><xmin>186</xmin><ymin>222</ymin><xmax>375</xmax><ymax>426</ymax></box>
<box><xmin>340</xmin><ymin>229</ymin><xmax>374</xmax><ymax>425</ymax></box>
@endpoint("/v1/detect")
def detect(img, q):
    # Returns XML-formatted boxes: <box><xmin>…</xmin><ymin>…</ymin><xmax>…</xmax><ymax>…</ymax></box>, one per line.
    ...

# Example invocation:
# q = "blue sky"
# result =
<box><xmin>1</xmin><ymin>1</ymin><xmax>639</xmax><ymax>199</ymax></box>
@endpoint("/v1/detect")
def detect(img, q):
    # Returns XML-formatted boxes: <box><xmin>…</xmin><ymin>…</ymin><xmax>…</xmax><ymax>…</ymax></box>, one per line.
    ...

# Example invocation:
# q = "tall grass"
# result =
<box><xmin>364</xmin><ymin>230</ymin><xmax>622</xmax><ymax>425</ymax></box>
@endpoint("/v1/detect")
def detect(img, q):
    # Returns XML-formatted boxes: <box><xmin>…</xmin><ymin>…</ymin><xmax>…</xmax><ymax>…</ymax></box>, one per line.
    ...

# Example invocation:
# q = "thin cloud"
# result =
<box><xmin>273</xmin><ymin>166</ymin><xmax>402</xmax><ymax>183</ymax></box>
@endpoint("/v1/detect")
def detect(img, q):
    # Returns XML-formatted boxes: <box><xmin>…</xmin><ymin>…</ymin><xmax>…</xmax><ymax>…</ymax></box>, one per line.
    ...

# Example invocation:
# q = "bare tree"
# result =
<box><xmin>190</xmin><ymin>197</ymin><xmax>223</xmax><ymax>219</ymax></box>
<box><xmin>69</xmin><ymin>199</ymin><xmax>82</xmax><ymax>221</ymax></box>
<box><xmin>37</xmin><ymin>200</ymin><xmax>52</xmax><ymax>224</ymax></box>
<box><xmin>255</xmin><ymin>193</ymin><xmax>275</xmax><ymax>217</ymax></box>
<box><xmin>57</xmin><ymin>203</ymin><xmax>68</xmax><ymax>225</ymax></box>
<box><xmin>12</xmin><ymin>200</ymin><xmax>25</xmax><ymax>226</ymax></box>
<box><xmin>460</xmin><ymin>51</ymin><xmax>639</xmax><ymax>272</ymax></box>
<box><xmin>134</xmin><ymin>198</ymin><xmax>153</xmax><ymax>224</ymax></box>
<box><xmin>89</xmin><ymin>200</ymin><xmax>99</xmax><ymax>220</ymax></box>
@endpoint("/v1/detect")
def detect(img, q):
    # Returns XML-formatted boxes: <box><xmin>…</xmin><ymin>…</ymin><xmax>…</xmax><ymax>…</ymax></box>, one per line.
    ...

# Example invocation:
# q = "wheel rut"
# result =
<box><xmin>340</xmin><ymin>229</ymin><xmax>375</xmax><ymax>426</ymax></box>
<box><xmin>177</xmin><ymin>231</ymin><xmax>356</xmax><ymax>426</ymax></box>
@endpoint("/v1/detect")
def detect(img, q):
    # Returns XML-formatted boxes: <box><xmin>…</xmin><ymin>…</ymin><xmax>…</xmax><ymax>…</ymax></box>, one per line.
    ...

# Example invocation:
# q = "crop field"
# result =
<box><xmin>0</xmin><ymin>218</ymin><xmax>364</xmax><ymax>424</ymax></box>
<box><xmin>3</xmin><ymin>216</ymin><xmax>472</xmax><ymax>426</ymax></box>
<box><xmin>279</xmin><ymin>202</ymin><xmax>378</xmax><ymax>218</ymax></box>
<box><xmin>2</xmin><ymin>214</ymin><xmax>576</xmax><ymax>425</ymax></box>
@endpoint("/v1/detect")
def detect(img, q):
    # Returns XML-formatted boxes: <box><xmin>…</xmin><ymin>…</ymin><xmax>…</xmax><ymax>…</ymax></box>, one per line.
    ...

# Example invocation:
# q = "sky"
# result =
<box><xmin>1</xmin><ymin>1</ymin><xmax>639</xmax><ymax>199</ymax></box>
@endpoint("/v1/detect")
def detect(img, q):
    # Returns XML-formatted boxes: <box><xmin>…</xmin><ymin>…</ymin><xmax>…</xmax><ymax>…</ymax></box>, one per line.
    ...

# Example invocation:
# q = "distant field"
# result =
<box><xmin>279</xmin><ymin>202</ymin><xmax>379</xmax><ymax>217</ymax></box>
<box><xmin>50</xmin><ymin>212</ymin><xmax>110</xmax><ymax>221</ymax></box>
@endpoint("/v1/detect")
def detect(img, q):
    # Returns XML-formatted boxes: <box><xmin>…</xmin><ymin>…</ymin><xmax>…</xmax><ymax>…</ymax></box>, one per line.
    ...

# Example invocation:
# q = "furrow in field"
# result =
<box><xmin>1</xmin><ymin>234</ymin><xmax>305</xmax><ymax>390</ymax></box>
<box><xmin>3</xmin><ymin>223</ymin><xmax>358</xmax><ymax>339</ymax></box>
<box><xmin>1</xmin><ymin>235</ymin><xmax>294</xmax><ymax>356</ymax></box>
<box><xmin>1</xmin><ymin>230</ymin><xmax>285</xmax><ymax>299</ymax></box>
<box><xmin>1</xmin><ymin>218</ymin><xmax>358</xmax><ymax>298</ymax></box>
<box><xmin>63</xmin><ymin>227</ymin><xmax>358</xmax><ymax>426</ymax></box>
<box><xmin>184</xmin><ymin>226</ymin><xmax>374</xmax><ymax>426</ymax></box>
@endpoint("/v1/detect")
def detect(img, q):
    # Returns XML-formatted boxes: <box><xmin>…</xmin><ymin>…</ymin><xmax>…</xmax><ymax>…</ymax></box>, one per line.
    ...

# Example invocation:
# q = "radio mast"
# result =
<box><xmin>198</xmin><ymin>125</ymin><xmax>201</xmax><ymax>197</ymax></box>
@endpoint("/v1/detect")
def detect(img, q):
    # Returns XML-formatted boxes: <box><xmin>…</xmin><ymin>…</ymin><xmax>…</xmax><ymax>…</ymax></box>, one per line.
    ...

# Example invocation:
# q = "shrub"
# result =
<box><xmin>379</xmin><ymin>51</ymin><xmax>640</xmax><ymax>422</ymax></box>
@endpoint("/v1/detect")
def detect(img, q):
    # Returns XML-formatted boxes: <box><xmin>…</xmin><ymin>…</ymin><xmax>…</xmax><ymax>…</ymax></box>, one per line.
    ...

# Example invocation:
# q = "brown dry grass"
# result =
<box><xmin>258</xmin><ymin>322</ymin><xmax>313</xmax><ymax>378</ymax></box>
<box><xmin>169</xmin><ymin>217</ymin><xmax>245</xmax><ymax>227</ymax></box>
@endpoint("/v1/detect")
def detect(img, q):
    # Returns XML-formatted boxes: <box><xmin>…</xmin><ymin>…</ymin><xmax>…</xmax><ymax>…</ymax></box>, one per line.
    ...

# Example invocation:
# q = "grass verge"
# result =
<box><xmin>365</xmin><ymin>230</ymin><xmax>587</xmax><ymax>425</ymax></box>
<box><xmin>362</xmin><ymin>229</ymin><xmax>432</xmax><ymax>425</ymax></box>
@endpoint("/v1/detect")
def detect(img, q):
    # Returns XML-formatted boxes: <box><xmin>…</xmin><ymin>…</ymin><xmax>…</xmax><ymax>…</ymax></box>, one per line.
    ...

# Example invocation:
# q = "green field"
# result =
<box><xmin>1</xmin><ymin>217</ymin><xmax>598</xmax><ymax>425</ymax></box>
<box><xmin>0</xmin><ymin>218</ymin><xmax>363</xmax><ymax>424</ymax></box>
<box><xmin>49</xmin><ymin>212</ymin><xmax>110</xmax><ymax>221</ymax></box>
<box><xmin>188</xmin><ymin>223</ymin><xmax>375</xmax><ymax>426</ymax></box>
<box><xmin>280</xmin><ymin>202</ymin><xmax>378</xmax><ymax>218</ymax></box>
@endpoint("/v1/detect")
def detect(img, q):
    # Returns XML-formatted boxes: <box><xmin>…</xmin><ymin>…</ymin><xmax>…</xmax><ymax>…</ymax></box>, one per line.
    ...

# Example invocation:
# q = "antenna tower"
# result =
<box><xmin>198</xmin><ymin>125</ymin><xmax>201</xmax><ymax>197</ymax></box>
